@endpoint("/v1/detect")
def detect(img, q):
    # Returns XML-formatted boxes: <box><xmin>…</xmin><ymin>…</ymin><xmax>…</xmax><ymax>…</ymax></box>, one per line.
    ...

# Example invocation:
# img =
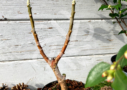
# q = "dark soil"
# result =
<box><xmin>39</xmin><ymin>79</ymin><xmax>91</xmax><ymax>90</ymax></box>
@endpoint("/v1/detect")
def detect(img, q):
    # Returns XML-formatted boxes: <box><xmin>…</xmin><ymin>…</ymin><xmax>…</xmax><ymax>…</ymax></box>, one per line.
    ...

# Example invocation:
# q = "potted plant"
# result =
<box><xmin>85</xmin><ymin>0</ymin><xmax>127</xmax><ymax>90</ymax></box>
<box><xmin>27</xmin><ymin>0</ymin><xmax>87</xmax><ymax>90</ymax></box>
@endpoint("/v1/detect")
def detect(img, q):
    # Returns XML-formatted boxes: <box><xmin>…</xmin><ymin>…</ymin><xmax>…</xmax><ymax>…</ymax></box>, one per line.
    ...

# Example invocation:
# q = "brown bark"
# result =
<box><xmin>27</xmin><ymin>0</ymin><xmax>49</xmax><ymax>63</ymax></box>
<box><xmin>27</xmin><ymin>0</ymin><xmax>76</xmax><ymax>90</ymax></box>
<box><xmin>55</xmin><ymin>0</ymin><xmax>76</xmax><ymax>65</ymax></box>
<box><xmin>51</xmin><ymin>66</ymin><xmax>68</xmax><ymax>90</ymax></box>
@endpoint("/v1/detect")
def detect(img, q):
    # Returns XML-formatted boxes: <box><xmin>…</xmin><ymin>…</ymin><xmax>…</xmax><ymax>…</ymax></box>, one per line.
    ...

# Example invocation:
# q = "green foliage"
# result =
<box><xmin>96</xmin><ymin>0</ymin><xmax>127</xmax><ymax>90</ymax></box>
<box><xmin>122</xmin><ymin>0</ymin><xmax>127</xmax><ymax>1</ymax></box>
<box><xmin>113</xmin><ymin>21</ymin><xmax>116</xmax><ymax>24</ymax></box>
<box><xmin>120</xmin><ymin>13</ymin><xmax>127</xmax><ymax>18</ymax></box>
<box><xmin>121</xmin><ymin>8</ymin><xmax>127</xmax><ymax>14</ymax></box>
<box><xmin>109</xmin><ymin>13</ymin><xmax>119</xmax><ymax>18</ymax></box>
<box><xmin>113</xmin><ymin>0</ymin><xmax>117</xmax><ymax>3</ymax></box>
<box><xmin>98</xmin><ymin>0</ymin><xmax>127</xmax><ymax>19</ymax></box>
<box><xmin>118</xmin><ymin>30</ymin><xmax>127</xmax><ymax>35</ymax></box>
<box><xmin>98</xmin><ymin>4</ymin><xmax>108</xmax><ymax>11</ymax></box>
<box><xmin>111</xmin><ymin>4</ymin><xmax>121</xmax><ymax>10</ymax></box>
<box><xmin>85</xmin><ymin>62</ymin><xmax>110</xmax><ymax>88</ymax></box>
<box><xmin>116</xmin><ymin>44</ymin><xmax>127</xmax><ymax>68</ymax></box>
<box><xmin>111</xmin><ymin>0</ymin><xmax>127</xmax><ymax>3</ymax></box>
<box><xmin>112</xmin><ymin>68</ymin><xmax>127</xmax><ymax>90</ymax></box>
<box><xmin>90</xmin><ymin>81</ymin><xmax>111</xmax><ymax>90</ymax></box>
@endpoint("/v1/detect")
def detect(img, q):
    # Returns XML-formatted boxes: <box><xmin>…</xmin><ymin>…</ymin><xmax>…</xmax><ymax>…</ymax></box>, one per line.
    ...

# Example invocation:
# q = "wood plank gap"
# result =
<box><xmin>0</xmin><ymin>53</ymin><xmax>116</xmax><ymax>63</ymax></box>
<box><xmin>1</xmin><ymin>18</ymin><xmax>127</xmax><ymax>21</ymax></box>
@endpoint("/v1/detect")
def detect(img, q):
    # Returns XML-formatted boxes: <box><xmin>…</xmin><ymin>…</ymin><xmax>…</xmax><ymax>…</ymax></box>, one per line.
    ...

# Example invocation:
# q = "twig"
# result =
<box><xmin>55</xmin><ymin>0</ymin><xmax>76</xmax><ymax>64</ymax></box>
<box><xmin>103</xmin><ymin>0</ymin><xmax>108</xmax><ymax>5</ymax></box>
<box><xmin>27</xmin><ymin>0</ymin><xmax>49</xmax><ymax>63</ymax></box>
<box><xmin>114</xmin><ymin>55</ymin><xmax>124</xmax><ymax>69</ymax></box>
<box><xmin>121</xmin><ymin>19</ymin><xmax>127</xmax><ymax>28</ymax></box>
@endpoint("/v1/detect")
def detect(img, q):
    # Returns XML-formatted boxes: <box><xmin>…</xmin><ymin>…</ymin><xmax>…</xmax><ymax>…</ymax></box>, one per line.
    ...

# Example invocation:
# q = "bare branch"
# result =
<box><xmin>55</xmin><ymin>0</ymin><xmax>76</xmax><ymax>64</ymax></box>
<box><xmin>27</xmin><ymin>0</ymin><xmax>49</xmax><ymax>63</ymax></box>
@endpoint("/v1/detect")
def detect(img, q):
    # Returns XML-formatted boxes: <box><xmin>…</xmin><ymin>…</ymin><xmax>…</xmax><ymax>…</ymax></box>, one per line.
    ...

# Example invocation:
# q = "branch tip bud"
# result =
<box><xmin>124</xmin><ymin>50</ymin><xmax>127</xmax><ymax>59</ymax></box>
<box><xmin>72</xmin><ymin>0</ymin><xmax>76</xmax><ymax>4</ymax></box>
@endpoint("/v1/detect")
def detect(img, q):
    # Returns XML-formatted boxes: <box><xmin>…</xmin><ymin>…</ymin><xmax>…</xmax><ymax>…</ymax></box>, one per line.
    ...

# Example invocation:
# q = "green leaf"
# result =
<box><xmin>106</xmin><ymin>8</ymin><xmax>111</xmax><ymax>10</ymax></box>
<box><xmin>121</xmin><ymin>8</ymin><xmax>127</xmax><ymax>14</ymax></box>
<box><xmin>98</xmin><ymin>4</ymin><xmax>108</xmax><ymax>11</ymax></box>
<box><xmin>109</xmin><ymin>13</ymin><xmax>119</xmax><ymax>18</ymax></box>
<box><xmin>120</xmin><ymin>13</ymin><xmax>127</xmax><ymax>18</ymax></box>
<box><xmin>112</xmin><ymin>4</ymin><xmax>121</xmax><ymax>10</ymax></box>
<box><xmin>116</xmin><ymin>44</ymin><xmax>127</xmax><ymax>68</ymax></box>
<box><xmin>118</xmin><ymin>30</ymin><xmax>127</xmax><ymax>35</ymax></box>
<box><xmin>113</xmin><ymin>21</ymin><xmax>116</xmax><ymax>24</ymax></box>
<box><xmin>85</xmin><ymin>62</ymin><xmax>110</xmax><ymax>88</ymax></box>
<box><xmin>122</xmin><ymin>0</ymin><xmax>127</xmax><ymax>1</ymax></box>
<box><xmin>112</xmin><ymin>68</ymin><xmax>127</xmax><ymax>90</ymax></box>
<box><xmin>113</xmin><ymin>0</ymin><xmax>117</xmax><ymax>3</ymax></box>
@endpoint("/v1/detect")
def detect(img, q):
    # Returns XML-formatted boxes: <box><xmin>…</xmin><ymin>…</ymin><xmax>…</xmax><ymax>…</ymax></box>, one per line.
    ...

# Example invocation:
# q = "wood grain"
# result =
<box><xmin>0</xmin><ymin>0</ymin><xmax>127</xmax><ymax>88</ymax></box>
<box><xmin>0</xmin><ymin>54</ymin><xmax>113</xmax><ymax>89</ymax></box>
<box><xmin>0</xmin><ymin>0</ymin><xmax>111</xmax><ymax>20</ymax></box>
<box><xmin>0</xmin><ymin>20</ymin><xmax>126</xmax><ymax>61</ymax></box>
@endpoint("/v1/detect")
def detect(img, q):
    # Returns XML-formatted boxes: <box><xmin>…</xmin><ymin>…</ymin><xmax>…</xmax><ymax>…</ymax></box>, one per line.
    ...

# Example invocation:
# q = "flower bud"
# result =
<box><xmin>102</xmin><ymin>71</ymin><xmax>108</xmax><ymax>77</ymax></box>
<box><xmin>119</xmin><ymin>11</ymin><xmax>122</xmax><ymax>14</ymax></box>
<box><xmin>108</xmin><ymin>5</ymin><xmax>112</xmax><ymax>9</ymax></box>
<box><xmin>107</xmin><ymin>70</ymin><xmax>115</xmax><ymax>77</ymax></box>
<box><xmin>107</xmin><ymin>75</ymin><xmax>113</xmax><ymax>82</ymax></box>
<box><xmin>124</xmin><ymin>50</ymin><xmax>127</xmax><ymax>59</ymax></box>
<box><xmin>110</xmin><ymin>65</ymin><xmax>115</xmax><ymax>70</ymax></box>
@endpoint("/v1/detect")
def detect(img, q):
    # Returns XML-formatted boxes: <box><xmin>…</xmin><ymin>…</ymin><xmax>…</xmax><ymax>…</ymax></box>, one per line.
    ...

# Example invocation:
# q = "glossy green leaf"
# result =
<box><xmin>112</xmin><ymin>68</ymin><xmax>127</xmax><ymax>90</ymax></box>
<box><xmin>109</xmin><ymin>13</ymin><xmax>119</xmax><ymax>18</ymax></box>
<box><xmin>118</xmin><ymin>30</ymin><xmax>127</xmax><ymax>35</ymax></box>
<box><xmin>98</xmin><ymin>4</ymin><xmax>108</xmax><ymax>11</ymax></box>
<box><xmin>85</xmin><ymin>62</ymin><xmax>110</xmax><ymax>88</ymax></box>
<box><xmin>116</xmin><ymin>44</ymin><xmax>127</xmax><ymax>68</ymax></box>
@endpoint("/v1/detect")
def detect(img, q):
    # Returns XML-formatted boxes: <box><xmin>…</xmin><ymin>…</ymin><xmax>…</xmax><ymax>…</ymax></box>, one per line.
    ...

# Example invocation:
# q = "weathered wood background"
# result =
<box><xmin>0</xmin><ymin>0</ymin><xmax>127</xmax><ymax>89</ymax></box>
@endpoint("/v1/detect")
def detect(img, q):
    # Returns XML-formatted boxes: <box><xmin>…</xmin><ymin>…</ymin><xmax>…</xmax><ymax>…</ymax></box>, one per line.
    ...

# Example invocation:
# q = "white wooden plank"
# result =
<box><xmin>0</xmin><ymin>0</ymin><xmax>112</xmax><ymax>19</ymax></box>
<box><xmin>0</xmin><ymin>54</ymin><xmax>113</xmax><ymax>89</ymax></box>
<box><xmin>0</xmin><ymin>20</ymin><xmax>126</xmax><ymax>61</ymax></box>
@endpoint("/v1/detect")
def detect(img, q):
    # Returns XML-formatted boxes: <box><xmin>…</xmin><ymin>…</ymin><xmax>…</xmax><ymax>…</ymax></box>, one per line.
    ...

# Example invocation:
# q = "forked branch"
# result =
<box><xmin>27</xmin><ymin>1</ymin><xmax>76</xmax><ymax>90</ymax></box>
